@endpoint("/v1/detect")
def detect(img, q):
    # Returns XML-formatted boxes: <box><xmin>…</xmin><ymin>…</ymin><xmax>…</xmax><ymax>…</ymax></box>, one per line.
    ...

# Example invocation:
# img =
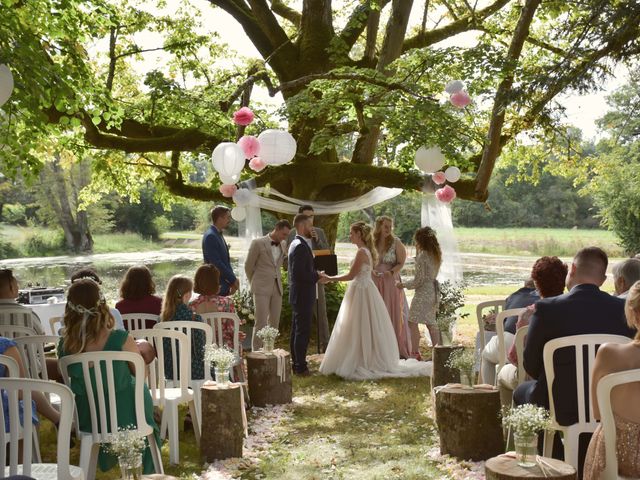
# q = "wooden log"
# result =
<box><xmin>432</xmin><ymin>345</ymin><xmax>465</xmax><ymax>388</ymax></box>
<box><xmin>435</xmin><ymin>386</ymin><xmax>504</xmax><ymax>461</ymax></box>
<box><xmin>200</xmin><ymin>383</ymin><xmax>244</xmax><ymax>461</ymax></box>
<box><xmin>246</xmin><ymin>351</ymin><xmax>292</xmax><ymax>407</ymax></box>
<box><xmin>485</xmin><ymin>454</ymin><xmax>577</xmax><ymax>479</ymax></box>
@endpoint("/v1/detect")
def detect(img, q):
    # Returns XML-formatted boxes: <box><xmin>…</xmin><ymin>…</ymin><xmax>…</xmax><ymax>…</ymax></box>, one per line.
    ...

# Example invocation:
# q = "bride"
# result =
<box><xmin>319</xmin><ymin>221</ymin><xmax>432</xmax><ymax>380</ymax></box>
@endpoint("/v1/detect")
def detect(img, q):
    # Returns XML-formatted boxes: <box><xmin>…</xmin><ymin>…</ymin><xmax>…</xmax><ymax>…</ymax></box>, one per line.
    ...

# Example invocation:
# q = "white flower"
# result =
<box><xmin>104</xmin><ymin>426</ymin><xmax>146</xmax><ymax>459</ymax></box>
<box><xmin>204</xmin><ymin>345</ymin><xmax>236</xmax><ymax>370</ymax></box>
<box><xmin>502</xmin><ymin>404</ymin><xmax>551</xmax><ymax>436</ymax></box>
<box><xmin>256</xmin><ymin>326</ymin><xmax>279</xmax><ymax>341</ymax></box>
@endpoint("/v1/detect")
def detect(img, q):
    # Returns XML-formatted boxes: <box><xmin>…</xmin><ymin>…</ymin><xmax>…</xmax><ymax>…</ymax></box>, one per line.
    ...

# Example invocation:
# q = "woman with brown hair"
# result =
<box><xmin>188</xmin><ymin>264</ymin><xmax>244</xmax><ymax>351</ymax></box>
<box><xmin>57</xmin><ymin>278</ymin><xmax>160</xmax><ymax>475</ymax></box>
<box><xmin>373</xmin><ymin>216</ymin><xmax>411</xmax><ymax>359</ymax></box>
<box><xmin>115</xmin><ymin>265</ymin><xmax>162</xmax><ymax>316</ymax></box>
<box><xmin>397</xmin><ymin>227</ymin><xmax>442</xmax><ymax>358</ymax></box>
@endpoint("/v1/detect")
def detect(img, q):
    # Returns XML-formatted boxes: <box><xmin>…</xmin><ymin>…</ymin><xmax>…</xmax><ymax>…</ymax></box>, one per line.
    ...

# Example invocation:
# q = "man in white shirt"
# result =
<box><xmin>0</xmin><ymin>268</ymin><xmax>46</xmax><ymax>334</ymax></box>
<box><xmin>245</xmin><ymin>220</ymin><xmax>291</xmax><ymax>349</ymax></box>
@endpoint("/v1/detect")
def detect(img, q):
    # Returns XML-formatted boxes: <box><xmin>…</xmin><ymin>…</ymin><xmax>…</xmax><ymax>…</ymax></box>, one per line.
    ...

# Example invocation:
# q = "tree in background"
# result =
<box><xmin>1</xmin><ymin>1</ymin><xmax>640</xmax><ymax>245</ymax></box>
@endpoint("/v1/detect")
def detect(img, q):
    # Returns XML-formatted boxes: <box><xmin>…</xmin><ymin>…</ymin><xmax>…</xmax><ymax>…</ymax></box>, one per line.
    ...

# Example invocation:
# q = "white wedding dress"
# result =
<box><xmin>319</xmin><ymin>248</ymin><xmax>433</xmax><ymax>380</ymax></box>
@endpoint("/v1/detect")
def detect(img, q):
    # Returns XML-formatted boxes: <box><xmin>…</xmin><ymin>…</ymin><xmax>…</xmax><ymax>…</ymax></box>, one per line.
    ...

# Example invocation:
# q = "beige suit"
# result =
<box><xmin>245</xmin><ymin>234</ymin><xmax>286</xmax><ymax>349</ymax></box>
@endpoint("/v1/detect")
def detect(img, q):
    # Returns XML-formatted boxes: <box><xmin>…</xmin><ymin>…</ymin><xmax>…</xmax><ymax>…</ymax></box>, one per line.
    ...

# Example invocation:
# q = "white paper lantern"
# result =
<box><xmin>219</xmin><ymin>173</ymin><xmax>239</xmax><ymax>185</ymax></box>
<box><xmin>257</xmin><ymin>129</ymin><xmax>297</xmax><ymax>166</ymax></box>
<box><xmin>415</xmin><ymin>146</ymin><xmax>445</xmax><ymax>173</ymax></box>
<box><xmin>445</xmin><ymin>80</ymin><xmax>464</xmax><ymax>94</ymax></box>
<box><xmin>231</xmin><ymin>206</ymin><xmax>247</xmax><ymax>221</ymax></box>
<box><xmin>0</xmin><ymin>65</ymin><xmax>14</xmax><ymax>107</ymax></box>
<box><xmin>211</xmin><ymin>142</ymin><xmax>245</xmax><ymax>179</ymax></box>
<box><xmin>444</xmin><ymin>166</ymin><xmax>461</xmax><ymax>183</ymax></box>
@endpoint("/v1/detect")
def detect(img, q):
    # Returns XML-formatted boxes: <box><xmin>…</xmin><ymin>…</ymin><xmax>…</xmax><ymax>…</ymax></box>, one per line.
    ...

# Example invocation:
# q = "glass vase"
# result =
<box><xmin>215</xmin><ymin>366</ymin><xmax>231</xmax><ymax>386</ymax></box>
<box><xmin>440</xmin><ymin>329</ymin><xmax>453</xmax><ymax>346</ymax></box>
<box><xmin>459</xmin><ymin>370</ymin><xmax>474</xmax><ymax>388</ymax></box>
<box><xmin>262</xmin><ymin>337</ymin><xmax>275</xmax><ymax>353</ymax></box>
<box><xmin>119</xmin><ymin>453</ymin><xmax>142</xmax><ymax>480</ymax></box>
<box><xmin>514</xmin><ymin>432</ymin><xmax>538</xmax><ymax>467</ymax></box>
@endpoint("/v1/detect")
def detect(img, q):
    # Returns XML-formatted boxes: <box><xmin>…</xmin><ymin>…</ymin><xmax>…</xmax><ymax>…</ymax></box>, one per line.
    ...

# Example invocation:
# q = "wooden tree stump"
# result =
<box><xmin>435</xmin><ymin>385</ymin><xmax>504</xmax><ymax>461</ymax></box>
<box><xmin>246</xmin><ymin>350</ymin><xmax>292</xmax><ymax>407</ymax></box>
<box><xmin>200</xmin><ymin>383</ymin><xmax>244</xmax><ymax>461</ymax></box>
<box><xmin>485</xmin><ymin>454</ymin><xmax>576</xmax><ymax>479</ymax></box>
<box><xmin>432</xmin><ymin>345</ymin><xmax>465</xmax><ymax>388</ymax></box>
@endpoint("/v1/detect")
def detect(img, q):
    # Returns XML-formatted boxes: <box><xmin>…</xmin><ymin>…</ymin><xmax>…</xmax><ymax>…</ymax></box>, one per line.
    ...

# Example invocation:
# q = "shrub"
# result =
<box><xmin>0</xmin><ymin>239</ymin><xmax>19</xmax><ymax>259</ymax></box>
<box><xmin>23</xmin><ymin>231</ymin><xmax>66</xmax><ymax>256</ymax></box>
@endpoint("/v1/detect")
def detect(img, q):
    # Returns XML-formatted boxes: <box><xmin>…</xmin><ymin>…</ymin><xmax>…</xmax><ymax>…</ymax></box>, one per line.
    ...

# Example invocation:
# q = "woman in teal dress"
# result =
<box><xmin>58</xmin><ymin>278</ymin><xmax>161</xmax><ymax>474</ymax></box>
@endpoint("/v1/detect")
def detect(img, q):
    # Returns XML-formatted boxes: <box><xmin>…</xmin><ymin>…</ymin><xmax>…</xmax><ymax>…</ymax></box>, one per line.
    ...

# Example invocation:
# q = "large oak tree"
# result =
<box><xmin>1</xmin><ymin>0</ymin><xmax>639</xmax><ymax>244</ymax></box>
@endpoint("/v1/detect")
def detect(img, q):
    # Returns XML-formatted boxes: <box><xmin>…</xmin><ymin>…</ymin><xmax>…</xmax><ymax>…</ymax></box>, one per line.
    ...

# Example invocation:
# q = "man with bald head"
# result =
<box><xmin>513</xmin><ymin>247</ymin><xmax>635</xmax><ymax>467</ymax></box>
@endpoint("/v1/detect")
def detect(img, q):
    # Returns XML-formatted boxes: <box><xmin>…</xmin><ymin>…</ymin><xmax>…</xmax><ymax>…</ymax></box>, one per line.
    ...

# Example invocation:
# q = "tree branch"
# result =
<box><xmin>338</xmin><ymin>0</ymin><xmax>391</xmax><ymax>52</ymax></box>
<box><xmin>247</xmin><ymin>0</ymin><xmax>292</xmax><ymax>48</ymax></box>
<box><xmin>269</xmin><ymin>0</ymin><xmax>301</xmax><ymax>26</ymax></box>
<box><xmin>402</xmin><ymin>0</ymin><xmax>510</xmax><ymax>53</ymax></box>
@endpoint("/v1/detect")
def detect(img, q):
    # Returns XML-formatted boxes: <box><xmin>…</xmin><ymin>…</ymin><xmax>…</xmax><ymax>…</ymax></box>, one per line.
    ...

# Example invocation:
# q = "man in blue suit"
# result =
<box><xmin>288</xmin><ymin>214</ymin><xmax>327</xmax><ymax>375</ymax></box>
<box><xmin>514</xmin><ymin>247</ymin><xmax>635</xmax><ymax>470</ymax></box>
<box><xmin>202</xmin><ymin>206</ymin><xmax>239</xmax><ymax>296</ymax></box>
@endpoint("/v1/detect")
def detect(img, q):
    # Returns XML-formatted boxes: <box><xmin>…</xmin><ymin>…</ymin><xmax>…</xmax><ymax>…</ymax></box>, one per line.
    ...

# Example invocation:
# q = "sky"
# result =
<box><xmin>147</xmin><ymin>0</ymin><xmax>626</xmax><ymax>140</ymax></box>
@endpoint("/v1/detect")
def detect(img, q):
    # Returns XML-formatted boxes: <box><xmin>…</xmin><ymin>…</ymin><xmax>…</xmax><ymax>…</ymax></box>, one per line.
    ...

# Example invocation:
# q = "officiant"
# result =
<box><xmin>287</xmin><ymin>205</ymin><xmax>330</xmax><ymax>352</ymax></box>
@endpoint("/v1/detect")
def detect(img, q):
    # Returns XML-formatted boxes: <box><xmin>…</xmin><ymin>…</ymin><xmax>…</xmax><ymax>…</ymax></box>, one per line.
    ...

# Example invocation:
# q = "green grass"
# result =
<box><xmin>92</xmin><ymin>233</ymin><xmax>158</xmax><ymax>254</ymax></box>
<box><xmin>454</xmin><ymin>227</ymin><xmax>622</xmax><ymax>257</ymax></box>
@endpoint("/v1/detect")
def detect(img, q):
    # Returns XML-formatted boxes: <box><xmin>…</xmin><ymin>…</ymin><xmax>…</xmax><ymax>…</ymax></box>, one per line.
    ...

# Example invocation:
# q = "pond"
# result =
<box><xmin>0</xmin><ymin>242</ymin><xmax>538</xmax><ymax>305</ymax></box>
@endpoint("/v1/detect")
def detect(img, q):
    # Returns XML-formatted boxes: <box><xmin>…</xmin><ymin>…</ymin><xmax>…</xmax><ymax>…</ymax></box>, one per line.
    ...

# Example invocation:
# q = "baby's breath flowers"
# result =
<box><xmin>256</xmin><ymin>326</ymin><xmax>279</xmax><ymax>342</ymax></box>
<box><xmin>501</xmin><ymin>404</ymin><xmax>551</xmax><ymax>436</ymax></box>
<box><xmin>204</xmin><ymin>344</ymin><xmax>237</xmax><ymax>370</ymax></box>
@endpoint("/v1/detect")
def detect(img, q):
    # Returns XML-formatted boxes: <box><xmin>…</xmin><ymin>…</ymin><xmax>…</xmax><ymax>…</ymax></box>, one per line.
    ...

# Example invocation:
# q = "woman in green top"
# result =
<box><xmin>58</xmin><ymin>278</ymin><xmax>161</xmax><ymax>474</ymax></box>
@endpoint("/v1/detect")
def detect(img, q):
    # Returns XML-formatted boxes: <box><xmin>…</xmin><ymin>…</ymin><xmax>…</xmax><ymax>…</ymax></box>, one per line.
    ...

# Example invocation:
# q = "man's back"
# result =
<box><xmin>0</xmin><ymin>301</ymin><xmax>43</xmax><ymax>334</ymax></box>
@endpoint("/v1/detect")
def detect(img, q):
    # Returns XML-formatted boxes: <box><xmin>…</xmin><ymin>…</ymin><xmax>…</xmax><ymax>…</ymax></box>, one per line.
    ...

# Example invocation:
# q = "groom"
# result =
<box><xmin>288</xmin><ymin>214</ymin><xmax>327</xmax><ymax>375</ymax></box>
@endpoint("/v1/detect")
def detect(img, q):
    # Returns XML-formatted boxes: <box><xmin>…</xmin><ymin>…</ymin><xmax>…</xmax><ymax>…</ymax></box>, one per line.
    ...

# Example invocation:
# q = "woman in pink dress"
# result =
<box><xmin>372</xmin><ymin>216</ymin><xmax>411</xmax><ymax>359</ymax></box>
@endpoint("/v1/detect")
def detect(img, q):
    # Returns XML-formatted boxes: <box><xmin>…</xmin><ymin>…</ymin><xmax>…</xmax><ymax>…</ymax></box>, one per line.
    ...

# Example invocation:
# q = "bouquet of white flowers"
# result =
<box><xmin>105</xmin><ymin>426</ymin><xmax>146</xmax><ymax>479</ymax></box>
<box><xmin>435</xmin><ymin>280</ymin><xmax>469</xmax><ymax>337</ymax></box>
<box><xmin>204</xmin><ymin>344</ymin><xmax>236</xmax><ymax>371</ymax></box>
<box><xmin>232</xmin><ymin>288</ymin><xmax>255</xmax><ymax>326</ymax></box>
<box><xmin>445</xmin><ymin>348</ymin><xmax>475</xmax><ymax>385</ymax></box>
<box><xmin>256</xmin><ymin>326</ymin><xmax>279</xmax><ymax>341</ymax></box>
<box><xmin>502</xmin><ymin>404</ymin><xmax>551</xmax><ymax>436</ymax></box>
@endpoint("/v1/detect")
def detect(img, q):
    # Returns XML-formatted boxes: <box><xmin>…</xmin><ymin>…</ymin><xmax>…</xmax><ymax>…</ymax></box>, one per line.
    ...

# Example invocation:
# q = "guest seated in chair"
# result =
<box><xmin>494</xmin><ymin>257</ymin><xmax>567</xmax><ymax>406</ymax></box>
<box><xmin>188</xmin><ymin>264</ymin><xmax>245</xmax><ymax>351</ymax></box>
<box><xmin>480</xmin><ymin>277</ymin><xmax>539</xmax><ymax>385</ymax></box>
<box><xmin>0</xmin><ymin>269</ymin><xmax>46</xmax><ymax>334</ymax></box>
<box><xmin>115</xmin><ymin>265</ymin><xmax>162</xmax><ymax>317</ymax></box>
<box><xmin>57</xmin><ymin>278</ymin><xmax>161</xmax><ymax>474</ymax></box>
<box><xmin>583</xmin><ymin>280</ymin><xmax>640</xmax><ymax>480</ymax></box>
<box><xmin>611</xmin><ymin>257</ymin><xmax>640</xmax><ymax>299</ymax></box>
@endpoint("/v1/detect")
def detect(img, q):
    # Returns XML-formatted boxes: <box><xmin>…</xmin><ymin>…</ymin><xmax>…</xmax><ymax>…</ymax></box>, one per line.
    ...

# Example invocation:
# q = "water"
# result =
<box><xmin>0</xmin><ymin>246</ymin><xmax>536</xmax><ymax>305</ymax></box>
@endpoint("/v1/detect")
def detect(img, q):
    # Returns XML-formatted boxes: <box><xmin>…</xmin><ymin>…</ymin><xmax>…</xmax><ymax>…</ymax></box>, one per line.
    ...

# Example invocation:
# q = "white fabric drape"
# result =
<box><xmin>421</xmin><ymin>180</ymin><xmax>464</xmax><ymax>283</ymax></box>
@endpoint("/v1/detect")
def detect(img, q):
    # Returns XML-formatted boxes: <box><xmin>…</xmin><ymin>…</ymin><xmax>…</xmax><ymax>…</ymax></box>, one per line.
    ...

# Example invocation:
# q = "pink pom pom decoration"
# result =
<box><xmin>232</xmin><ymin>107</ymin><xmax>255</xmax><ymax>126</ymax></box>
<box><xmin>237</xmin><ymin>135</ymin><xmax>260</xmax><ymax>158</ymax></box>
<box><xmin>432</xmin><ymin>171</ymin><xmax>446</xmax><ymax>185</ymax></box>
<box><xmin>450</xmin><ymin>90</ymin><xmax>471</xmax><ymax>108</ymax></box>
<box><xmin>249</xmin><ymin>156</ymin><xmax>266</xmax><ymax>172</ymax></box>
<box><xmin>435</xmin><ymin>185</ymin><xmax>457</xmax><ymax>203</ymax></box>
<box><xmin>219</xmin><ymin>184</ymin><xmax>238</xmax><ymax>198</ymax></box>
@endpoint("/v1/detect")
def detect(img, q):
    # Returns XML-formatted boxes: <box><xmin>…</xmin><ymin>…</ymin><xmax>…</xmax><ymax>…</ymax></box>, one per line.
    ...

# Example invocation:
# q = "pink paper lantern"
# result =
<box><xmin>249</xmin><ymin>156</ymin><xmax>266</xmax><ymax>172</ymax></box>
<box><xmin>435</xmin><ymin>185</ymin><xmax>457</xmax><ymax>203</ymax></box>
<box><xmin>432</xmin><ymin>171</ymin><xmax>446</xmax><ymax>185</ymax></box>
<box><xmin>219</xmin><ymin>184</ymin><xmax>238</xmax><ymax>198</ymax></box>
<box><xmin>450</xmin><ymin>91</ymin><xmax>471</xmax><ymax>108</ymax></box>
<box><xmin>237</xmin><ymin>135</ymin><xmax>260</xmax><ymax>158</ymax></box>
<box><xmin>232</xmin><ymin>107</ymin><xmax>255</xmax><ymax>126</ymax></box>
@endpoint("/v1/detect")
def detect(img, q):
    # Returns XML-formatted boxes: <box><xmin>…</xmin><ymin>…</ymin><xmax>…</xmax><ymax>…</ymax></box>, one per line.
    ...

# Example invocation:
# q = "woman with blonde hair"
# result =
<box><xmin>57</xmin><ymin>278</ymin><xmax>160</xmax><ymax>475</ymax></box>
<box><xmin>372</xmin><ymin>216</ymin><xmax>412</xmax><ymax>358</ymax></box>
<box><xmin>583</xmin><ymin>280</ymin><xmax>640</xmax><ymax>479</ymax></box>
<box><xmin>319</xmin><ymin>222</ymin><xmax>431</xmax><ymax>380</ymax></box>
<box><xmin>160</xmin><ymin>274</ymin><xmax>206</xmax><ymax>380</ymax></box>
<box><xmin>397</xmin><ymin>227</ymin><xmax>442</xmax><ymax>357</ymax></box>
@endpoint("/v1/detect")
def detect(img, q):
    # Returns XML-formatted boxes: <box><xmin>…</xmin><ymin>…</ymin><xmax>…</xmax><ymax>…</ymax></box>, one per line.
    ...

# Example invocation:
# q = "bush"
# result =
<box><xmin>2</xmin><ymin>204</ymin><xmax>28</xmax><ymax>225</ymax></box>
<box><xmin>23</xmin><ymin>231</ymin><xmax>66</xmax><ymax>257</ymax></box>
<box><xmin>0</xmin><ymin>239</ymin><xmax>19</xmax><ymax>259</ymax></box>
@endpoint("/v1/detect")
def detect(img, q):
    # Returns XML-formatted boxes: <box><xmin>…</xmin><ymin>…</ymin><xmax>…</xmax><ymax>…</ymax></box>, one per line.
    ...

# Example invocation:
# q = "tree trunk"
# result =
<box><xmin>200</xmin><ymin>383</ymin><xmax>245</xmax><ymax>461</ymax></box>
<box><xmin>246</xmin><ymin>351</ymin><xmax>292</xmax><ymax>407</ymax></box>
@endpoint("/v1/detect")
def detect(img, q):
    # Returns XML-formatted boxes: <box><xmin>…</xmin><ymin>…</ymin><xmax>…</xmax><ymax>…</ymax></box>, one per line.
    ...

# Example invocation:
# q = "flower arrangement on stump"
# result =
<box><xmin>502</xmin><ymin>404</ymin><xmax>551</xmax><ymax>467</ymax></box>
<box><xmin>105</xmin><ymin>426</ymin><xmax>146</xmax><ymax>480</ymax></box>
<box><xmin>445</xmin><ymin>348</ymin><xmax>476</xmax><ymax>388</ymax></box>
<box><xmin>256</xmin><ymin>326</ymin><xmax>279</xmax><ymax>353</ymax></box>
<box><xmin>204</xmin><ymin>344</ymin><xmax>237</xmax><ymax>386</ymax></box>
<box><xmin>435</xmin><ymin>280</ymin><xmax>469</xmax><ymax>344</ymax></box>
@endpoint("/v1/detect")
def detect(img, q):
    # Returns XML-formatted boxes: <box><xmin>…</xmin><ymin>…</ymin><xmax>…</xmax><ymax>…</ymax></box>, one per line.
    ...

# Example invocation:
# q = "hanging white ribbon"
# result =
<box><xmin>421</xmin><ymin>179</ymin><xmax>464</xmax><ymax>283</ymax></box>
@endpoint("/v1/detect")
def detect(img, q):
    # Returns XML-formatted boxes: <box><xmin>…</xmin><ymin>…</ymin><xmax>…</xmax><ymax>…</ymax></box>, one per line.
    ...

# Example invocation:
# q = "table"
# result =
<box><xmin>485</xmin><ymin>454</ymin><xmax>577</xmax><ymax>479</ymax></box>
<box><xmin>29</xmin><ymin>302</ymin><xmax>66</xmax><ymax>335</ymax></box>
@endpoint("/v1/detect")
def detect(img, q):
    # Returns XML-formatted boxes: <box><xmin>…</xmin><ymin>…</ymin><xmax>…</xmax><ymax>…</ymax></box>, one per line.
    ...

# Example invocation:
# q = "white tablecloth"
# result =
<box><xmin>29</xmin><ymin>302</ymin><xmax>66</xmax><ymax>335</ymax></box>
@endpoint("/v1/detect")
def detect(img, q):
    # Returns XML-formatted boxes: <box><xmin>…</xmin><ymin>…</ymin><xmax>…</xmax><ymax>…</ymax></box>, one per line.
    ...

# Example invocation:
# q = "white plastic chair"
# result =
<box><xmin>0</xmin><ymin>308</ymin><xmax>40</xmax><ymax>334</ymax></box>
<box><xmin>0</xmin><ymin>324</ymin><xmax>37</xmax><ymax>339</ymax></box>
<box><xmin>200</xmin><ymin>312</ymin><xmax>245</xmax><ymax>382</ymax></box>
<box><xmin>476</xmin><ymin>300</ymin><xmax>505</xmax><ymax>381</ymax></box>
<box><xmin>121</xmin><ymin>313</ymin><xmax>159</xmax><ymax>331</ymax></box>
<box><xmin>542</xmin><ymin>334</ymin><xmax>632</xmax><ymax>469</ymax></box>
<box><xmin>596</xmin><ymin>368</ymin><xmax>640</xmax><ymax>480</ymax></box>
<box><xmin>49</xmin><ymin>316</ymin><xmax>64</xmax><ymax>336</ymax></box>
<box><xmin>13</xmin><ymin>335</ymin><xmax>59</xmax><ymax>381</ymax></box>
<box><xmin>493</xmin><ymin>308</ymin><xmax>526</xmax><ymax>384</ymax></box>
<box><xmin>0</xmin><ymin>377</ymin><xmax>83</xmax><ymax>480</ymax></box>
<box><xmin>59</xmin><ymin>351</ymin><xmax>163</xmax><ymax>480</ymax></box>
<box><xmin>130</xmin><ymin>328</ymin><xmax>200</xmax><ymax>465</ymax></box>
<box><xmin>152</xmin><ymin>320</ymin><xmax>212</xmax><ymax>429</ymax></box>
<box><xmin>514</xmin><ymin>325</ymin><xmax>529</xmax><ymax>386</ymax></box>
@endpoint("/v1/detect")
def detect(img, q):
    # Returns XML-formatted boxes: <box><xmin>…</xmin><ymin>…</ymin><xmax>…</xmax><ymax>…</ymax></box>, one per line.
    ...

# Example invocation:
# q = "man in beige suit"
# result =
<box><xmin>245</xmin><ymin>219</ymin><xmax>291</xmax><ymax>349</ymax></box>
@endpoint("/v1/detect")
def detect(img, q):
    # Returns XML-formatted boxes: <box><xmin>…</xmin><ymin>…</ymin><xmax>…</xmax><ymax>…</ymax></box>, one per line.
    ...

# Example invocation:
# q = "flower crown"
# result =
<box><xmin>66</xmin><ymin>299</ymin><xmax>104</xmax><ymax>316</ymax></box>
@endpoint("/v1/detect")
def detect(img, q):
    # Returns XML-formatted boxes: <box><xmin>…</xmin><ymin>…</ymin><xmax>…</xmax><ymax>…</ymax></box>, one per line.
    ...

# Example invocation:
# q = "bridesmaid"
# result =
<box><xmin>373</xmin><ymin>216</ymin><xmax>411</xmax><ymax>359</ymax></box>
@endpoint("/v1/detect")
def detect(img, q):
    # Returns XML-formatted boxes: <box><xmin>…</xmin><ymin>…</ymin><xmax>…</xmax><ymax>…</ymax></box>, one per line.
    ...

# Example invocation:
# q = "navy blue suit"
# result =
<box><xmin>515</xmin><ymin>284</ymin><xmax>634</xmax><ymax>424</ymax></box>
<box><xmin>202</xmin><ymin>225</ymin><xmax>236</xmax><ymax>296</ymax></box>
<box><xmin>504</xmin><ymin>287</ymin><xmax>539</xmax><ymax>334</ymax></box>
<box><xmin>288</xmin><ymin>235</ymin><xmax>319</xmax><ymax>373</ymax></box>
